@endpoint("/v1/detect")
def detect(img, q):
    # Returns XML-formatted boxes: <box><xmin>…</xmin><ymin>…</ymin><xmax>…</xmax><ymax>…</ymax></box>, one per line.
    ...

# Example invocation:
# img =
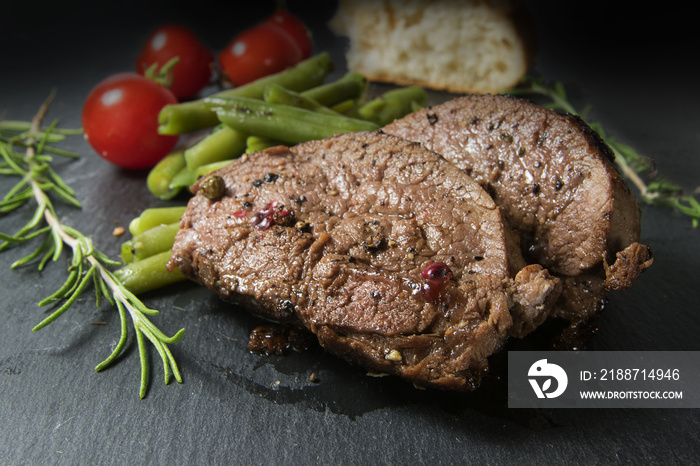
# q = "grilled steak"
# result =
<box><xmin>168</xmin><ymin>131</ymin><xmax>561</xmax><ymax>390</ymax></box>
<box><xmin>383</xmin><ymin>94</ymin><xmax>653</xmax><ymax>345</ymax></box>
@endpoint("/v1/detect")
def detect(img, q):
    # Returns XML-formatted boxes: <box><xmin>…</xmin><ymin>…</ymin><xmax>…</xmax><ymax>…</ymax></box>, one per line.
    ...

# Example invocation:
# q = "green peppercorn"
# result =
<box><xmin>200</xmin><ymin>174</ymin><xmax>225</xmax><ymax>200</ymax></box>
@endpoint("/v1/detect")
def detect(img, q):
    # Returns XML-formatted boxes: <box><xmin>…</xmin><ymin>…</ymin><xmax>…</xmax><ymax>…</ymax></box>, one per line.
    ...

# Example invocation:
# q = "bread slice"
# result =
<box><xmin>329</xmin><ymin>0</ymin><xmax>537</xmax><ymax>94</ymax></box>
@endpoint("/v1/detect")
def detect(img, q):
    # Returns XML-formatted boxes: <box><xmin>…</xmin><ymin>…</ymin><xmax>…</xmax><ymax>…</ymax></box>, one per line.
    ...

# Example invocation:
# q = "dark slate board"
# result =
<box><xmin>1</xmin><ymin>1</ymin><xmax>699</xmax><ymax>464</ymax></box>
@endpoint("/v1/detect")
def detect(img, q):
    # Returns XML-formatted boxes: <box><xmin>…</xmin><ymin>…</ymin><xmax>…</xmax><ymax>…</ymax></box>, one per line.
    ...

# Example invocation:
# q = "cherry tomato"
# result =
<box><xmin>218</xmin><ymin>22</ymin><xmax>303</xmax><ymax>87</ymax></box>
<box><xmin>136</xmin><ymin>24</ymin><xmax>214</xmax><ymax>99</ymax></box>
<box><xmin>82</xmin><ymin>73</ymin><xmax>179</xmax><ymax>170</ymax></box>
<box><xmin>262</xmin><ymin>8</ymin><xmax>313</xmax><ymax>59</ymax></box>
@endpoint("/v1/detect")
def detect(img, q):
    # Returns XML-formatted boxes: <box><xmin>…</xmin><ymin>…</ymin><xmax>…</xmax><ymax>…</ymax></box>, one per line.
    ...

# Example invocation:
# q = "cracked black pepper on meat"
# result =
<box><xmin>168</xmin><ymin>94</ymin><xmax>651</xmax><ymax>390</ymax></box>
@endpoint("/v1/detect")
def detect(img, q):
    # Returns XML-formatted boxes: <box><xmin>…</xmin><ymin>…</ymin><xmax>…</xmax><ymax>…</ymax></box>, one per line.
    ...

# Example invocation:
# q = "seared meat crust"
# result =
<box><xmin>383</xmin><ymin>94</ymin><xmax>652</xmax><ymax>343</ymax></box>
<box><xmin>169</xmin><ymin>131</ymin><xmax>561</xmax><ymax>389</ymax></box>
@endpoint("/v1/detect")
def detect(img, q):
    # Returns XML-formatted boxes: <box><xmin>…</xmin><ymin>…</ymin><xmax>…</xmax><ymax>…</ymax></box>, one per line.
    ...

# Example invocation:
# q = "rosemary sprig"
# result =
<box><xmin>510</xmin><ymin>76</ymin><xmax>700</xmax><ymax>228</ymax></box>
<box><xmin>0</xmin><ymin>91</ymin><xmax>185</xmax><ymax>398</ymax></box>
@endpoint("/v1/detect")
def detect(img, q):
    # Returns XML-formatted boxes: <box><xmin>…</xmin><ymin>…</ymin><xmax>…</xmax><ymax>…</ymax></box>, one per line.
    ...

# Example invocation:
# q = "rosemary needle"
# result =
<box><xmin>0</xmin><ymin>91</ymin><xmax>185</xmax><ymax>398</ymax></box>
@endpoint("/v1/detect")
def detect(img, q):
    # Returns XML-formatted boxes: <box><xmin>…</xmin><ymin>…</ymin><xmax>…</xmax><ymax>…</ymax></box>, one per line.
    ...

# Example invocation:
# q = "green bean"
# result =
<box><xmin>121</xmin><ymin>222</ymin><xmax>179</xmax><ymax>264</ymax></box>
<box><xmin>194</xmin><ymin>160</ymin><xmax>234</xmax><ymax>178</ymax></box>
<box><xmin>146</xmin><ymin>149</ymin><xmax>186</xmax><ymax>200</ymax></box>
<box><xmin>301</xmin><ymin>71</ymin><xmax>368</xmax><ymax>106</ymax></box>
<box><xmin>331</xmin><ymin>99</ymin><xmax>358</xmax><ymax>115</ymax></box>
<box><xmin>264</xmin><ymin>83</ymin><xmax>340</xmax><ymax>115</ymax></box>
<box><xmin>206</xmin><ymin>96</ymin><xmax>379</xmax><ymax>145</ymax></box>
<box><xmin>260</xmin><ymin>71</ymin><xmax>368</xmax><ymax>121</ymax></box>
<box><xmin>183</xmin><ymin>125</ymin><xmax>247</xmax><ymax>173</ymax></box>
<box><xmin>358</xmin><ymin>86</ymin><xmax>428</xmax><ymax>126</ymax></box>
<box><xmin>259</xmin><ymin>73</ymin><xmax>373</xmax><ymax>139</ymax></box>
<box><xmin>218</xmin><ymin>52</ymin><xmax>330</xmax><ymax>99</ymax></box>
<box><xmin>129</xmin><ymin>206</ymin><xmax>186</xmax><ymax>237</ymax></box>
<box><xmin>168</xmin><ymin>166</ymin><xmax>197</xmax><ymax>193</ymax></box>
<box><xmin>158</xmin><ymin>53</ymin><xmax>332</xmax><ymax>135</ymax></box>
<box><xmin>245</xmin><ymin>135</ymin><xmax>284</xmax><ymax>154</ymax></box>
<box><xmin>113</xmin><ymin>250</ymin><xmax>186</xmax><ymax>295</ymax></box>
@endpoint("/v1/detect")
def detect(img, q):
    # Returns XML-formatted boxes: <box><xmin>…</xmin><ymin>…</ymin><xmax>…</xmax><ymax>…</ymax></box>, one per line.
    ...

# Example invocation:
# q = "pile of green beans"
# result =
<box><xmin>122</xmin><ymin>53</ymin><xmax>428</xmax><ymax>294</ymax></box>
<box><xmin>115</xmin><ymin>207</ymin><xmax>188</xmax><ymax>294</ymax></box>
<box><xmin>146</xmin><ymin>52</ymin><xmax>427</xmax><ymax>201</ymax></box>
<box><xmin>205</xmin><ymin>96</ymin><xmax>380</xmax><ymax>145</ymax></box>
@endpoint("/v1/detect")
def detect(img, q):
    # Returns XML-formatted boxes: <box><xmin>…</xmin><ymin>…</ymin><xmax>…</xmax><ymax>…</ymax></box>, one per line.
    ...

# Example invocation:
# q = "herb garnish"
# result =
<box><xmin>510</xmin><ymin>77</ymin><xmax>700</xmax><ymax>228</ymax></box>
<box><xmin>0</xmin><ymin>91</ymin><xmax>184</xmax><ymax>398</ymax></box>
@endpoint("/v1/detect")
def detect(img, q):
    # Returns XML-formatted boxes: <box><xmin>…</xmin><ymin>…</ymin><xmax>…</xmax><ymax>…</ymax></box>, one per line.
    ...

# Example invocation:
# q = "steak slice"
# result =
<box><xmin>168</xmin><ymin>131</ymin><xmax>561</xmax><ymax>390</ymax></box>
<box><xmin>383</xmin><ymin>94</ymin><xmax>653</xmax><ymax>345</ymax></box>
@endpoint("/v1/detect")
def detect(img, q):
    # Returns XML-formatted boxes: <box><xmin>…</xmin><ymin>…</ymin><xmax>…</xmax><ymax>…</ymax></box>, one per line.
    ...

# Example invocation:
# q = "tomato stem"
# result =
<box><xmin>144</xmin><ymin>57</ymin><xmax>180</xmax><ymax>89</ymax></box>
